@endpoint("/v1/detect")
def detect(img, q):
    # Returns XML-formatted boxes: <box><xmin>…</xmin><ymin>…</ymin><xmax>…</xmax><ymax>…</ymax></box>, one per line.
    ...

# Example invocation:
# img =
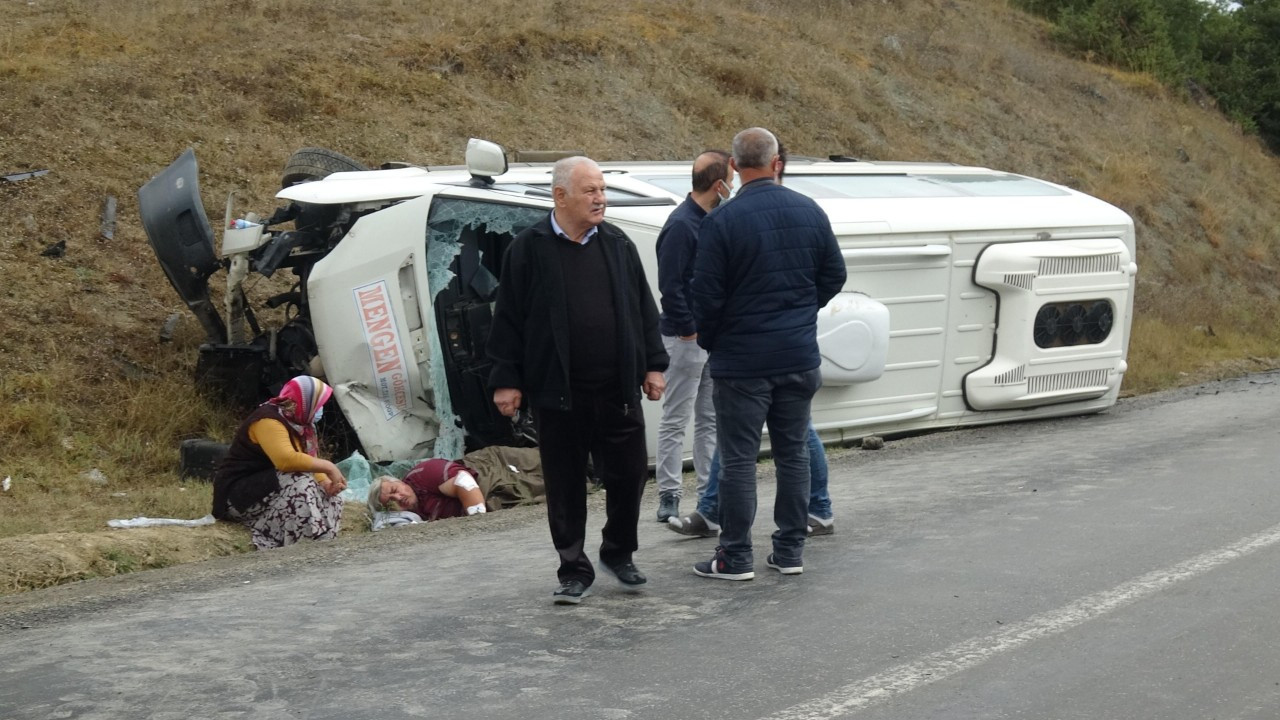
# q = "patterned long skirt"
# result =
<box><xmin>231</xmin><ymin>472</ymin><xmax>344</xmax><ymax>550</ymax></box>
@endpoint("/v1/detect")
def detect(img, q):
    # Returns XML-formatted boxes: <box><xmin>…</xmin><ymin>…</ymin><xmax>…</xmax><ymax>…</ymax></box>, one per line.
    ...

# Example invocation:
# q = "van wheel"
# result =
<box><xmin>281</xmin><ymin>147</ymin><xmax>370</xmax><ymax>188</ymax></box>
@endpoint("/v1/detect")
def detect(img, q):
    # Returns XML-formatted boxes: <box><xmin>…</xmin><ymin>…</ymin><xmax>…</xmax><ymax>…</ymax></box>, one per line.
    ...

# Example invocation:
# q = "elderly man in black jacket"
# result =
<box><xmin>690</xmin><ymin>128</ymin><xmax>847</xmax><ymax>581</ymax></box>
<box><xmin>487</xmin><ymin>155</ymin><xmax>668</xmax><ymax>605</ymax></box>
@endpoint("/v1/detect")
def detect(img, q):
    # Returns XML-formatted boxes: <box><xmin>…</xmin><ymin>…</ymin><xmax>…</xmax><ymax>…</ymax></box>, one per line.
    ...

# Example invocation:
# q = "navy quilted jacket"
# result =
<box><xmin>691</xmin><ymin>178</ymin><xmax>846</xmax><ymax>378</ymax></box>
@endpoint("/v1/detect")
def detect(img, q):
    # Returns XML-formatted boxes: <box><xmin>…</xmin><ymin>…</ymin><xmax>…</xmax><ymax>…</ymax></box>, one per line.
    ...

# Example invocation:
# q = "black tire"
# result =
<box><xmin>281</xmin><ymin>147</ymin><xmax>370</xmax><ymax>188</ymax></box>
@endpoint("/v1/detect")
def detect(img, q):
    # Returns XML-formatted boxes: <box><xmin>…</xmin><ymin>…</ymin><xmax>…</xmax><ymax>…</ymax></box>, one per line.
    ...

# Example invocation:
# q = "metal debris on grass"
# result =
<box><xmin>2</xmin><ymin>169</ymin><xmax>49</xmax><ymax>183</ymax></box>
<box><xmin>100</xmin><ymin>195</ymin><xmax>117</xmax><ymax>240</ymax></box>
<box><xmin>159</xmin><ymin>312</ymin><xmax>181</xmax><ymax>342</ymax></box>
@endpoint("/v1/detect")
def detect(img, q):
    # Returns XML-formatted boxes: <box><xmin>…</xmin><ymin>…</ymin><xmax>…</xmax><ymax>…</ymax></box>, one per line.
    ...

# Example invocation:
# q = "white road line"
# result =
<box><xmin>763</xmin><ymin>523</ymin><xmax>1280</xmax><ymax>720</ymax></box>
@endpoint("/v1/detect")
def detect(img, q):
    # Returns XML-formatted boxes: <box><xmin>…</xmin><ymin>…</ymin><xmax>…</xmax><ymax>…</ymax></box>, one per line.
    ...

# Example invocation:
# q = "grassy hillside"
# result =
<box><xmin>2</xmin><ymin>0</ymin><xmax>1279</xmax><ymax>592</ymax></box>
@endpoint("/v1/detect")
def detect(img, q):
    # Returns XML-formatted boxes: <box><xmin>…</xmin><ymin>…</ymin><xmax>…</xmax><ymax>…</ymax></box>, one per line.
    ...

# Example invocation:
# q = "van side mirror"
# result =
<box><xmin>466</xmin><ymin>139</ymin><xmax>508</xmax><ymax>186</ymax></box>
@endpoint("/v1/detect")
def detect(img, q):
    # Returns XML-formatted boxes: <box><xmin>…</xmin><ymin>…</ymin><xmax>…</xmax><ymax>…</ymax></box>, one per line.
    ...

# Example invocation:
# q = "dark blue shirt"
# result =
<box><xmin>655</xmin><ymin>194</ymin><xmax>707</xmax><ymax>337</ymax></box>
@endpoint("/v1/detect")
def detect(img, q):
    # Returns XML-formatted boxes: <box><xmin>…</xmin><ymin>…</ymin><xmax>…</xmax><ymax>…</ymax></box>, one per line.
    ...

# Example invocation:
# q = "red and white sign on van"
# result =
<box><xmin>354</xmin><ymin>280</ymin><xmax>412</xmax><ymax>420</ymax></box>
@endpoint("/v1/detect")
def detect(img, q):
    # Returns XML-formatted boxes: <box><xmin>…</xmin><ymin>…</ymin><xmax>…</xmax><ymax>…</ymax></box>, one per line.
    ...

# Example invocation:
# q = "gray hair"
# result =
<box><xmin>366</xmin><ymin>475</ymin><xmax>392</xmax><ymax>512</ymax></box>
<box><xmin>732</xmin><ymin>127</ymin><xmax>779</xmax><ymax>170</ymax></box>
<box><xmin>551</xmin><ymin>156</ymin><xmax>599</xmax><ymax>191</ymax></box>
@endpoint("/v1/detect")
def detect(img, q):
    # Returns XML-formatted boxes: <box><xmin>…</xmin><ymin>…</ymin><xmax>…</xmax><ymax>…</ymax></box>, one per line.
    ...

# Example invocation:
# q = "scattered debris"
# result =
<box><xmin>159</xmin><ymin>312</ymin><xmax>181</xmax><ymax>342</ymax></box>
<box><xmin>1</xmin><ymin>169</ymin><xmax>49</xmax><ymax>184</ymax></box>
<box><xmin>1177</xmin><ymin>147</ymin><xmax>1191</xmax><ymax>163</ymax></box>
<box><xmin>2</xmin><ymin>476</ymin><xmax>10</xmax><ymax>492</ymax></box>
<box><xmin>80</xmin><ymin>468</ymin><xmax>108</xmax><ymax>486</ymax></box>
<box><xmin>862</xmin><ymin>435</ymin><xmax>886</xmax><ymax>450</ymax></box>
<box><xmin>1075</xmin><ymin>84</ymin><xmax>1107</xmax><ymax>102</ymax></box>
<box><xmin>100</xmin><ymin>195</ymin><xmax>117</xmax><ymax>241</ymax></box>
<box><xmin>40</xmin><ymin>239</ymin><xmax>66</xmax><ymax>258</ymax></box>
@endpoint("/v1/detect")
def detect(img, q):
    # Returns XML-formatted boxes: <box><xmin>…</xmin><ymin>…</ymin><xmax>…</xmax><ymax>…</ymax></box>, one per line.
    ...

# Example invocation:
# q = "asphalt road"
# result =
<box><xmin>3</xmin><ymin>372</ymin><xmax>1279</xmax><ymax>720</ymax></box>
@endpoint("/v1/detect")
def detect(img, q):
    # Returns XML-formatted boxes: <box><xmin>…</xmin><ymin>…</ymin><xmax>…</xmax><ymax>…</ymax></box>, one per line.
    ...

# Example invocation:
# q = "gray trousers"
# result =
<box><xmin>654</xmin><ymin>334</ymin><xmax>716</xmax><ymax>498</ymax></box>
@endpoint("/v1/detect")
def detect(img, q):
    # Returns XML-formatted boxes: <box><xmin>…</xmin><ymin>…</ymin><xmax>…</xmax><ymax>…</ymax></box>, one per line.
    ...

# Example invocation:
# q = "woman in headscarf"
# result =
<box><xmin>212</xmin><ymin>375</ymin><xmax>348</xmax><ymax>549</ymax></box>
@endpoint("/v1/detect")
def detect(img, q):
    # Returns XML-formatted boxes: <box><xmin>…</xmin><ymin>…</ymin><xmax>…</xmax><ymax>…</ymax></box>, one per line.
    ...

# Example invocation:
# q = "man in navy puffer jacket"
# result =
<box><xmin>690</xmin><ymin>127</ymin><xmax>846</xmax><ymax>581</ymax></box>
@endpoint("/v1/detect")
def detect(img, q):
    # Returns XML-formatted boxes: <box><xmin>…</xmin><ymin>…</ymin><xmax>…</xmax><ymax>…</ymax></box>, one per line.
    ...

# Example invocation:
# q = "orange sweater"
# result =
<box><xmin>248</xmin><ymin>419</ymin><xmax>329</xmax><ymax>483</ymax></box>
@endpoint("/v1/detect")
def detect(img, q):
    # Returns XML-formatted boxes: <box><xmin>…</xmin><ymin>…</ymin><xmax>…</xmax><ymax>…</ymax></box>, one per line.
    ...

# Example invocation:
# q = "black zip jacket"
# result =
<box><xmin>486</xmin><ymin>215</ymin><xmax>668</xmax><ymax>410</ymax></box>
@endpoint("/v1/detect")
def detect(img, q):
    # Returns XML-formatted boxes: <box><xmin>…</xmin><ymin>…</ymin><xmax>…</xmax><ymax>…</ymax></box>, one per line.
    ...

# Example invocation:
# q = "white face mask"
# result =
<box><xmin>715</xmin><ymin>178</ymin><xmax>733</xmax><ymax>206</ymax></box>
<box><xmin>313</xmin><ymin>406</ymin><xmax>324</xmax><ymax>423</ymax></box>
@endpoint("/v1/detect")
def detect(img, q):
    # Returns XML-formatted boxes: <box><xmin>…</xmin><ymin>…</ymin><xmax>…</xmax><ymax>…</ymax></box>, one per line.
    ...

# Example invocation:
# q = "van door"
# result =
<box><xmin>812</xmin><ymin>228</ymin><xmax>954</xmax><ymax>435</ymax></box>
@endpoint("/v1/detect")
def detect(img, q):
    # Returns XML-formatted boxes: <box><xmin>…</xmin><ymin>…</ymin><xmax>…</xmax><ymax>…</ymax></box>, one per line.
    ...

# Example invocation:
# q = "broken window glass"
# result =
<box><xmin>424</xmin><ymin>197</ymin><xmax>545</xmax><ymax>458</ymax></box>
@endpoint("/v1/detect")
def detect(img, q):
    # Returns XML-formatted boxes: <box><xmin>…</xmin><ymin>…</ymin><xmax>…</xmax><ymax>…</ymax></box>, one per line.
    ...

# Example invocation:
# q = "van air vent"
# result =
<box><xmin>1028</xmin><ymin>368</ymin><xmax>1109</xmax><ymax>394</ymax></box>
<box><xmin>993</xmin><ymin>365</ymin><xmax>1026</xmax><ymax>385</ymax></box>
<box><xmin>1002</xmin><ymin>273</ymin><xmax>1034</xmax><ymax>290</ymax></box>
<box><xmin>1038</xmin><ymin>254</ymin><xmax>1121</xmax><ymax>276</ymax></box>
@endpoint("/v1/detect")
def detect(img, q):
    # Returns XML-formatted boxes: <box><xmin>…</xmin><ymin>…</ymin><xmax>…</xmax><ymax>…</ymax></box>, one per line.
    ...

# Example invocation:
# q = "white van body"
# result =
<box><xmin>274</xmin><ymin>154</ymin><xmax>1135</xmax><ymax>462</ymax></box>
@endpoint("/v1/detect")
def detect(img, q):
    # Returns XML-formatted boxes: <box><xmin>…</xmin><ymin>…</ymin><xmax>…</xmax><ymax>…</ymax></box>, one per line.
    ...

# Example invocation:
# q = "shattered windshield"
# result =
<box><xmin>426</xmin><ymin>198</ymin><xmax>543</xmax><ymax>294</ymax></box>
<box><xmin>423</xmin><ymin>197</ymin><xmax>544</xmax><ymax>458</ymax></box>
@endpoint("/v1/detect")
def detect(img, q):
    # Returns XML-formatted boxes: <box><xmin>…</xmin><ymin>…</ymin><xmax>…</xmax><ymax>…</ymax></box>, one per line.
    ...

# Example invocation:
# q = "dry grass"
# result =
<box><xmin>3</xmin><ymin>0</ymin><xmax>1280</xmax><ymax>593</ymax></box>
<box><xmin>0</xmin><ymin>525</ymin><xmax>251</xmax><ymax>595</ymax></box>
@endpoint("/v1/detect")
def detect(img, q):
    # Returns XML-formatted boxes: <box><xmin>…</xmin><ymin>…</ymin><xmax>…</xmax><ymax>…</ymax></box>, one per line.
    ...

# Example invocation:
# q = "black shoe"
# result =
<box><xmin>693</xmin><ymin>546</ymin><xmax>755</xmax><ymax>581</ymax></box>
<box><xmin>657</xmin><ymin>491</ymin><xmax>680</xmax><ymax>522</ymax></box>
<box><xmin>600</xmin><ymin>559</ymin><xmax>648</xmax><ymax>590</ymax></box>
<box><xmin>552</xmin><ymin>578</ymin><xmax>592</xmax><ymax>605</ymax></box>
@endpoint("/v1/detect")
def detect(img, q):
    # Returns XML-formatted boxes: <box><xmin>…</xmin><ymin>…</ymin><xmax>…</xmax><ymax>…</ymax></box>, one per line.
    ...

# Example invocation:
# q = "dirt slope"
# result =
<box><xmin>1</xmin><ymin>0</ymin><xmax>1278</xmax><ymax>593</ymax></box>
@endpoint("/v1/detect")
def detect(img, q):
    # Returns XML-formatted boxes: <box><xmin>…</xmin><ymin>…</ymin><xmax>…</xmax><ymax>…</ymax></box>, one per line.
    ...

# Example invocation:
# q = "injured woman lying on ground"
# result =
<box><xmin>365</xmin><ymin>447</ymin><xmax>546</xmax><ymax>530</ymax></box>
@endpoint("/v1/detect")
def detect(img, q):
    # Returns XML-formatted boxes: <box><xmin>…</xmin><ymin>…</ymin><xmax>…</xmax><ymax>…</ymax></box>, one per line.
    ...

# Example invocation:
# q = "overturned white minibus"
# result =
<box><xmin>140</xmin><ymin>140</ymin><xmax>1135</xmax><ymax>462</ymax></box>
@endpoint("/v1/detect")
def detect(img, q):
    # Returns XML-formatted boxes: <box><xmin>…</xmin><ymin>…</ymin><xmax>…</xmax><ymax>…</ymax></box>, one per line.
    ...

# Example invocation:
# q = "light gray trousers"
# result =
<box><xmin>655</xmin><ymin>334</ymin><xmax>716</xmax><ymax>498</ymax></box>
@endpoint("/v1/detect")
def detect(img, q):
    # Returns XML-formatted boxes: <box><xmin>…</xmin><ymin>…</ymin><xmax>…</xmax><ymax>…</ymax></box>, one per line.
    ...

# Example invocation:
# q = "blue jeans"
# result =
<box><xmin>712</xmin><ymin>369</ymin><xmax>822</xmax><ymax>570</ymax></box>
<box><xmin>697</xmin><ymin>422</ymin><xmax>831</xmax><ymax>521</ymax></box>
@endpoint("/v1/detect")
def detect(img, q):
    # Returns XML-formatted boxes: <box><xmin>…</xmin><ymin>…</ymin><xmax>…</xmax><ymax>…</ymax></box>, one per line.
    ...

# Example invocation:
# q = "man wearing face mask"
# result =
<box><xmin>652</xmin><ymin>150</ymin><xmax>733</xmax><ymax>524</ymax></box>
<box><xmin>668</xmin><ymin>141</ymin><xmax>838</xmax><ymax>540</ymax></box>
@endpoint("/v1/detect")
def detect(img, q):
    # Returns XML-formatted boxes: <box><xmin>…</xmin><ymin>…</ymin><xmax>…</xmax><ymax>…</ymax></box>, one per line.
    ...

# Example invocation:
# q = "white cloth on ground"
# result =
<box><xmin>108</xmin><ymin>514</ymin><xmax>216</xmax><ymax>529</ymax></box>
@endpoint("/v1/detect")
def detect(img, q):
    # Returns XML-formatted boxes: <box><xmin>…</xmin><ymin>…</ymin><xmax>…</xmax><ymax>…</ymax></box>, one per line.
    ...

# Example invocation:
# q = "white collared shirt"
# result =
<box><xmin>550</xmin><ymin>210</ymin><xmax>599</xmax><ymax>245</ymax></box>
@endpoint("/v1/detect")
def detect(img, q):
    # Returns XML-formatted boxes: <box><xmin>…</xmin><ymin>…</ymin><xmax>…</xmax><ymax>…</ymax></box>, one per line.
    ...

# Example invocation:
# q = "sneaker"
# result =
<box><xmin>552</xmin><ymin>578</ymin><xmax>592</xmax><ymax>605</ymax></box>
<box><xmin>599</xmin><ymin>559</ymin><xmax>647</xmax><ymax>590</ymax></box>
<box><xmin>807</xmin><ymin>514</ymin><xmax>835</xmax><ymax>536</ymax></box>
<box><xmin>765</xmin><ymin>553</ymin><xmax>803</xmax><ymax>575</ymax></box>
<box><xmin>656</xmin><ymin>491</ymin><xmax>680</xmax><ymax>522</ymax></box>
<box><xmin>693</xmin><ymin>546</ymin><xmax>754</xmax><ymax>581</ymax></box>
<box><xmin>667</xmin><ymin>510</ymin><xmax>720</xmax><ymax>538</ymax></box>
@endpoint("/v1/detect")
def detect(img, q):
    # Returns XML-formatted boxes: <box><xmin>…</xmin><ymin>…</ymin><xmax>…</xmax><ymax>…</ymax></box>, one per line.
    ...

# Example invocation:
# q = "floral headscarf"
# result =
<box><xmin>267</xmin><ymin>375</ymin><xmax>333</xmax><ymax>455</ymax></box>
